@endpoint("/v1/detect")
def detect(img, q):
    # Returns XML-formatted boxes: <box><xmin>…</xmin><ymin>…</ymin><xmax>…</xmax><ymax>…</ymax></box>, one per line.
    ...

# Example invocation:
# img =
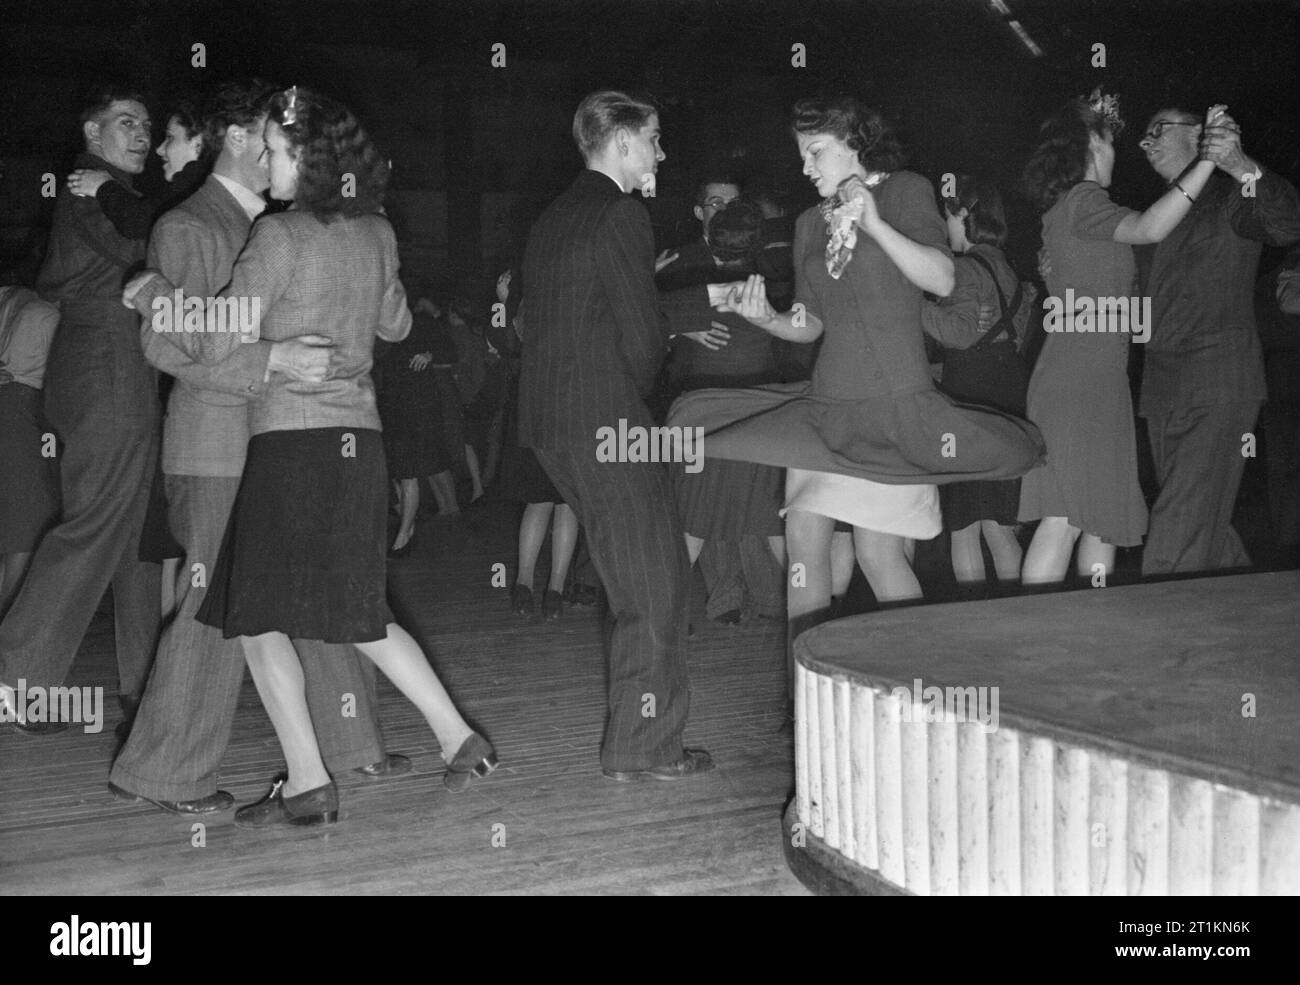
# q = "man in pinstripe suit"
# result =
<box><xmin>520</xmin><ymin>91</ymin><xmax>713</xmax><ymax>781</ymax></box>
<box><xmin>108</xmin><ymin>82</ymin><xmax>404</xmax><ymax>815</ymax></box>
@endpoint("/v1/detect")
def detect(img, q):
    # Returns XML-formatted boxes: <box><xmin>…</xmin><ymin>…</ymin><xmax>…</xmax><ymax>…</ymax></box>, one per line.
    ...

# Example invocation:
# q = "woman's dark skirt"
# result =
<box><xmin>197</xmin><ymin>427</ymin><xmax>394</xmax><ymax>643</ymax></box>
<box><xmin>0</xmin><ymin>383</ymin><xmax>60</xmax><ymax>552</ymax></box>
<box><xmin>673</xmin><ymin>458</ymin><xmax>785</xmax><ymax>540</ymax></box>
<box><xmin>941</xmin><ymin>477</ymin><xmax>1023</xmax><ymax>531</ymax></box>
<box><xmin>505</xmin><ymin>444</ymin><xmax>564</xmax><ymax>504</ymax></box>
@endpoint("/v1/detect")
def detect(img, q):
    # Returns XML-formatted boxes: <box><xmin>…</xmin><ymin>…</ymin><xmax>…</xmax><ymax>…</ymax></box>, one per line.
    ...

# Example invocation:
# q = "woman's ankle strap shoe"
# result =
<box><xmin>444</xmin><ymin>733</ymin><xmax>499</xmax><ymax>792</ymax></box>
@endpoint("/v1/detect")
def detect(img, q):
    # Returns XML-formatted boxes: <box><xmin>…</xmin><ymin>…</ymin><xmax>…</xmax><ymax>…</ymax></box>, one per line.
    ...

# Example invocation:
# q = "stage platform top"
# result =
<box><xmin>796</xmin><ymin>571</ymin><xmax>1300</xmax><ymax>803</ymax></box>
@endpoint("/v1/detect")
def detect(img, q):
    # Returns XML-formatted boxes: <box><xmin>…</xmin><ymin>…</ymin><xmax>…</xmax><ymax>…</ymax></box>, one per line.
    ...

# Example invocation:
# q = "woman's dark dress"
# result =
<box><xmin>668</xmin><ymin>172</ymin><xmax>1045</xmax><ymax>513</ymax></box>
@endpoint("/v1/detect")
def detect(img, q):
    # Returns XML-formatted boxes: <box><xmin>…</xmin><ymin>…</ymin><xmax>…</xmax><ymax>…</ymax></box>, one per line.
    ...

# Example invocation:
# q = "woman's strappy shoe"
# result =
<box><xmin>443</xmin><ymin>733</ymin><xmax>499</xmax><ymax>792</ymax></box>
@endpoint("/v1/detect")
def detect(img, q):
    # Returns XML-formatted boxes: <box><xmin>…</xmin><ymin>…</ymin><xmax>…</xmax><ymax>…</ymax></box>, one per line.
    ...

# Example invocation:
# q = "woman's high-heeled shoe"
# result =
<box><xmin>443</xmin><ymin>732</ymin><xmax>499</xmax><ymax>792</ymax></box>
<box><xmin>510</xmin><ymin>583</ymin><xmax>535</xmax><ymax>616</ymax></box>
<box><xmin>541</xmin><ymin>589</ymin><xmax>564</xmax><ymax>621</ymax></box>
<box><xmin>389</xmin><ymin>531</ymin><xmax>417</xmax><ymax>558</ymax></box>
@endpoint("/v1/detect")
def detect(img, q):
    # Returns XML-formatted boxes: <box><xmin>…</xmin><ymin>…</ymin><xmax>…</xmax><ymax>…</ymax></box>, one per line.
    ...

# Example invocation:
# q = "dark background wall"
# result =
<box><xmin>3</xmin><ymin>0</ymin><xmax>1298</xmax><ymax>300</ymax></box>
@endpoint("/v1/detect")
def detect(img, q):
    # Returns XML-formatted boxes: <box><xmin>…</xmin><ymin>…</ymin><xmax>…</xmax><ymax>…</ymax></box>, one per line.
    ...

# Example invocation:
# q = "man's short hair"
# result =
<box><xmin>572</xmin><ymin>90</ymin><xmax>658</xmax><ymax>160</ymax></box>
<box><xmin>695</xmin><ymin>175</ymin><xmax>741</xmax><ymax>205</ymax></box>
<box><xmin>80</xmin><ymin>85</ymin><xmax>149</xmax><ymax>127</ymax></box>
<box><xmin>202</xmin><ymin>80</ymin><xmax>280</xmax><ymax>157</ymax></box>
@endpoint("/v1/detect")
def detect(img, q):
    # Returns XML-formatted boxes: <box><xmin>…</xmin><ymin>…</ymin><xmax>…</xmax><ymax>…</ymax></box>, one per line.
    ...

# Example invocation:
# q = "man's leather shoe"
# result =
<box><xmin>353</xmin><ymin>753</ymin><xmax>412</xmax><ymax>778</ymax></box>
<box><xmin>108</xmin><ymin>781</ymin><xmax>234</xmax><ymax>816</ymax></box>
<box><xmin>235</xmin><ymin>775</ymin><xmax>338</xmax><ymax>827</ymax></box>
<box><xmin>602</xmin><ymin>748</ymin><xmax>715</xmax><ymax>782</ymax></box>
<box><xmin>14</xmin><ymin>720</ymin><xmax>69</xmax><ymax>736</ymax></box>
<box><xmin>711</xmin><ymin>608</ymin><xmax>742</xmax><ymax>626</ymax></box>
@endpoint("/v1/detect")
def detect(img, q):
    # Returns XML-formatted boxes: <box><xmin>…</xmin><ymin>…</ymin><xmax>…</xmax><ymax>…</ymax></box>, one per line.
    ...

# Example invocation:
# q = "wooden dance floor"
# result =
<box><xmin>0</xmin><ymin>502</ymin><xmax>807</xmax><ymax>896</ymax></box>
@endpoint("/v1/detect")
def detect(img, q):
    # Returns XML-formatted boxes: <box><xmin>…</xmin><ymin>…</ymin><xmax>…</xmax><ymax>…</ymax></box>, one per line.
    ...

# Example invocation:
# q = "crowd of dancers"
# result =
<box><xmin>2</xmin><ymin>77</ymin><xmax>1298</xmax><ymax>824</ymax></box>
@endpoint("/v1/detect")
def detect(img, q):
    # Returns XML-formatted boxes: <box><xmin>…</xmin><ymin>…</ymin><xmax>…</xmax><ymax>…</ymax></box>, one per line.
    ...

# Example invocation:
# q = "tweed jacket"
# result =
<box><xmin>140</xmin><ymin>175</ymin><xmax>273</xmax><ymax>476</ymax></box>
<box><xmin>135</xmin><ymin>208</ymin><xmax>410</xmax><ymax>437</ymax></box>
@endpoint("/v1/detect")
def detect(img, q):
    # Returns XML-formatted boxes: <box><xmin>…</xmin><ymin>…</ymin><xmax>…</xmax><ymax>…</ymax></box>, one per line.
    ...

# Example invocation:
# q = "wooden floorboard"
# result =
<box><xmin>0</xmin><ymin>500</ymin><xmax>809</xmax><ymax>896</ymax></box>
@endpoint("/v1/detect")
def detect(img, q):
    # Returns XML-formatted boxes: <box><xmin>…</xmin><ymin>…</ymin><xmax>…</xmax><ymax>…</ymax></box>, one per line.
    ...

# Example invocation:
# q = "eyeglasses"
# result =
<box><xmin>700</xmin><ymin>196</ymin><xmax>736</xmax><ymax>210</ymax></box>
<box><xmin>1141</xmin><ymin>120</ymin><xmax>1197</xmax><ymax>142</ymax></box>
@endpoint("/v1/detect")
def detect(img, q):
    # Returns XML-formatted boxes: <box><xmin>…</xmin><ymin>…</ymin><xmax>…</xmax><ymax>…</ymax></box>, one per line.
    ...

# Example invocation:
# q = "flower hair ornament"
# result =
<box><xmin>820</xmin><ymin>171</ymin><xmax>889</xmax><ymax>279</ymax></box>
<box><xmin>1085</xmin><ymin>86</ymin><xmax>1124</xmax><ymax>137</ymax></box>
<box><xmin>281</xmin><ymin>85</ymin><xmax>300</xmax><ymax>127</ymax></box>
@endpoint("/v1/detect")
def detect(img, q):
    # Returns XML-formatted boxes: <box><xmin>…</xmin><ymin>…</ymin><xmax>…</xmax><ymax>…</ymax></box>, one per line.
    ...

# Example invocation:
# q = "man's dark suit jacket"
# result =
<box><xmin>1140</xmin><ymin>168</ymin><xmax>1300</xmax><ymax>416</ymax></box>
<box><xmin>519</xmin><ymin>169</ymin><xmax>674</xmax><ymax>450</ymax></box>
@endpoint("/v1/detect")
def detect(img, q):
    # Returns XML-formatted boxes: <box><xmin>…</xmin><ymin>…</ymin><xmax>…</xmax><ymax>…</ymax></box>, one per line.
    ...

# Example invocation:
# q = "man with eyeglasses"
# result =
<box><xmin>1136</xmin><ymin>106</ymin><xmax>1300</xmax><ymax>577</ymax></box>
<box><xmin>1</xmin><ymin>88</ymin><xmax>164</xmax><ymax>733</ymax></box>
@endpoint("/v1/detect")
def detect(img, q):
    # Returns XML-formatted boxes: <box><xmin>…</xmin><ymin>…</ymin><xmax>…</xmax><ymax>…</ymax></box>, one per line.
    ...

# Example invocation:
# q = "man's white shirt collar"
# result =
<box><xmin>213</xmin><ymin>173</ymin><xmax>268</xmax><ymax>220</ymax></box>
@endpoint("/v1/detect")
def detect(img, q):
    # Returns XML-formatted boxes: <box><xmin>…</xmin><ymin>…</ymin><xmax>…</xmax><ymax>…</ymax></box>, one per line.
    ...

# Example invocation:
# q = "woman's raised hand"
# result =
<box><xmin>495</xmin><ymin>270</ymin><xmax>511</xmax><ymax>304</ymax></box>
<box><xmin>714</xmin><ymin>274</ymin><xmax>776</xmax><ymax>325</ymax></box>
<box><xmin>67</xmin><ymin>169</ymin><xmax>111</xmax><ymax>198</ymax></box>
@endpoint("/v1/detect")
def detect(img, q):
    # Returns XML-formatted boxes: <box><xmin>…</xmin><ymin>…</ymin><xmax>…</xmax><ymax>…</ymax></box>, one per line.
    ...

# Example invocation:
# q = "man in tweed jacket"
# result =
<box><xmin>109</xmin><ymin>83</ymin><xmax>402</xmax><ymax>815</ymax></box>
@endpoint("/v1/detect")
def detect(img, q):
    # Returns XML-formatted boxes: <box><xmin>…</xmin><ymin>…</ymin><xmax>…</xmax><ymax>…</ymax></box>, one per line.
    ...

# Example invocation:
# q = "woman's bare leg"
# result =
<box><xmin>854</xmin><ymin>528</ymin><xmax>923</xmax><ymax>603</ymax></box>
<box><xmin>392</xmin><ymin>477</ymin><xmax>419</xmax><ymax>551</ymax></box>
<box><xmin>685</xmin><ymin>533</ymin><xmax>705</xmax><ymax>566</ymax></box>
<box><xmin>1076</xmin><ymin>533</ymin><xmax>1116</xmax><ymax>582</ymax></box>
<box><xmin>950</xmin><ymin>522</ymin><xmax>986</xmax><ymax>585</ymax></box>
<box><xmin>983</xmin><ymin>521</ymin><xmax>1023</xmax><ymax>583</ymax></box>
<box><xmin>1022</xmin><ymin>516</ymin><xmax>1081</xmax><ymax>585</ymax></box>
<box><xmin>354</xmin><ymin>624</ymin><xmax>473</xmax><ymax>760</ymax></box>
<box><xmin>429</xmin><ymin>471</ymin><xmax>459</xmax><ymax>514</ymax></box>
<box><xmin>547</xmin><ymin>504</ymin><xmax>579</xmax><ymax>593</ymax></box>
<box><xmin>241</xmin><ymin>632</ymin><xmax>331</xmax><ymax>797</ymax></box>
<box><xmin>785</xmin><ymin>510</ymin><xmax>836</xmax><ymax>693</ymax></box>
<box><xmin>829</xmin><ymin>530</ymin><xmax>855</xmax><ymax>598</ymax></box>
<box><xmin>767</xmin><ymin>534</ymin><xmax>786</xmax><ymax>569</ymax></box>
<box><xmin>464</xmin><ymin>445</ymin><xmax>485</xmax><ymax>502</ymax></box>
<box><xmin>516</xmin><ymin>502</ymin><xmax>553</xmax><ymax>589</ymax></box>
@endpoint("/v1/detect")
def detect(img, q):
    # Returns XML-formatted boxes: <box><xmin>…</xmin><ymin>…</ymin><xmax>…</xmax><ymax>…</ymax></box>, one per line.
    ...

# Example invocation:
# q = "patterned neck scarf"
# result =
<box><xmin>820</xmin><ymin>172</ymin><xmax>889</xmax><ymax>279</ymax></box>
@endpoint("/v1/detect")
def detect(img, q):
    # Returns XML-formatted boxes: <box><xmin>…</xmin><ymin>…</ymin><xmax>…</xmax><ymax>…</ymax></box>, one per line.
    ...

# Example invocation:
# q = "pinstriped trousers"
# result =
<box><xmin>534</xmin><ymin>445</ymin><xmax>692</xmax><ymax>771</ymax></box>
<box><xmin>110</xmin><ymin>474</ymin><xmax>385</xmax><ymax>802</ymax></box>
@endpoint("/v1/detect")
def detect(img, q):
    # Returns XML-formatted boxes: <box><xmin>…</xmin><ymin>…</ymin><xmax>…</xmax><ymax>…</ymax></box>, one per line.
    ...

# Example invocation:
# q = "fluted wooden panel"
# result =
<box><xmin>1021</xmin><ymin>736</ymin><xmax>1054</xmax><ymax>896</ymax></box>
<box><xmin>849</xmin><ymin>686</ymin><xmax>877</xmax><ymax>871</ymax></box>
<box><xmin>1128</xmin><ymin>766</ymin><xmax>1170</xmax><ymax>895</ymax></box>
<box><xmin>988</xmin><ymin>728</ymin><xmax>1021</xmax><ymax>895</ymax></box>
<box><xmin>1168</xmin><ymin>776</ymin><xmax>1213</xmax><ymax>895</ymax></box>
<box><xmin>1054</xmin><ymin>746</ymin><xmax>1089</xmax><ymax>896</ymax></box>
<box><xmin>793</xmin><ymin>670</ymin><xmax>1300</xmax><ymax>896</ymax></box>
<box><xmin>873</xmin><ymin>689</ymin><xmax>905</xmax><ymax>887</ymax></box>
<box><xmin>818</xmin><ymin>674</ymin><xmax>839</xmax><ymax>850</ymax></box>
<box><xmin>1089</xmin><ymin>755</ymin><xmax>1127</xmax><ymax>895</ymax></box>
<box><xmin>1211</xmin><ymin>787</ymin><xmax>1259</xmax><ymax>895</ymax></box>
<box><xmin>957</xmin><ymin>725</ymin><xmax>989</xmax><ymax>895</ymax></box>
<box><xmin>794</xmin><ymin>664</ymin><xmax>810</xmax><ymax>840</ymax></box>
<box><xmin>805</xmin><ymin>665</ymin><xmax>822</xmax><ymax>839</ymax></box>
<box><xmin>928</xmin><ymin>719</ymin><xmax>959</xmax><ymax>896</ymax></box>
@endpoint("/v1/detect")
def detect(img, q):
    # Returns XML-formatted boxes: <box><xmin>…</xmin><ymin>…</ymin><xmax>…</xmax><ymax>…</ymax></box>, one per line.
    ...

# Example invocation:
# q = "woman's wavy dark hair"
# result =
<box><xmin>267</xmin><ymin>87</ymin><xmax>389</xmax><ymax>219</ymax></box>
<box><xmin>791</xmin><ymin>96</ymin><xmax>908</xmax><ymax>173</ymax></box>
<box><xmin>941</xmin><ymin>173</ymin><xmax>1007</xmax><ymax>249</ymax></box>
<box><xmin>166</xmin><ymin>99</ymin><xmax>215</xmax><ymax>166</ymax></box>
<box><xmin>1022</xmin><ymin>97</ymin><xmax>1111</xmax><ymax>213</ymax></box>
